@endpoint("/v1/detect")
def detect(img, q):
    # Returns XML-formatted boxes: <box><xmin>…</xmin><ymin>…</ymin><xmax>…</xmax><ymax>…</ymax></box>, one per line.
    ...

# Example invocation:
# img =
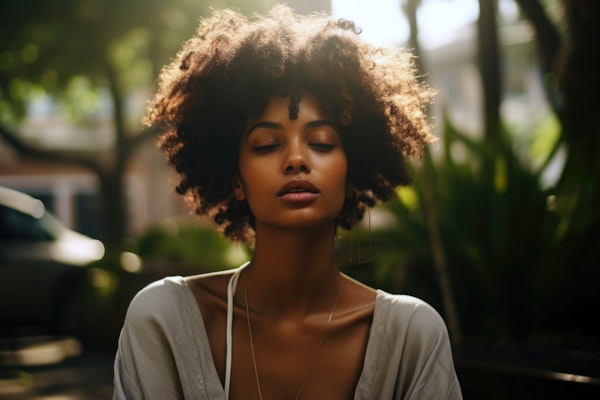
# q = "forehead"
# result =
<box><xmin>252</xmin><ymin>92</ymin><xmax>328</xmax><ymax>121</ymax></box>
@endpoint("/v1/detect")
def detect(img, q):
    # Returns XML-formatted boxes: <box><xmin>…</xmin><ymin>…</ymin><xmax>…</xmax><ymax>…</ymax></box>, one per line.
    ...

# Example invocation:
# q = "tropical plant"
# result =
<box><xmin>344</xmin><ymin>111</ymin><xmax>599</xmax><ymax>347</ymax></box>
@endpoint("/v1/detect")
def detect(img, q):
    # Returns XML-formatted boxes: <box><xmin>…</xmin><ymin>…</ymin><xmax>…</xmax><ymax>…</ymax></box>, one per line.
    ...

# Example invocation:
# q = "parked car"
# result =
<box><xmin>0</xmin><ymin>186</ymin><xmax>105</xmax><ymax>339</ymax></box>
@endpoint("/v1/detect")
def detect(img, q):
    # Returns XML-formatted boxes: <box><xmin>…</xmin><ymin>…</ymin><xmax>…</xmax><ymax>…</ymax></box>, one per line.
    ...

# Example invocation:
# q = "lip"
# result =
<box><xmin>277</xmin><ymin>180</ymin><xmax>320</xmax><ymax>203</ymax></box>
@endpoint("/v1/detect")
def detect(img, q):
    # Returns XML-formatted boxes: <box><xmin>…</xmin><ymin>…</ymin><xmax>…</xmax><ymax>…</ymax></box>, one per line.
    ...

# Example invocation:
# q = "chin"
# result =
<box><xmin>268</xmin><ymin>215</ymin><xmax>340</xmax><ymax>231</ymax></box>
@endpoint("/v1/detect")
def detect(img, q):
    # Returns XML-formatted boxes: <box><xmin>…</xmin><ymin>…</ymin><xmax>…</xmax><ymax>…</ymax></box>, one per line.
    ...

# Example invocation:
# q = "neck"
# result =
<box><xmin>243</xmin><ymin>223</ymin><xmax>341</xmax><ymax>317</ymax></box>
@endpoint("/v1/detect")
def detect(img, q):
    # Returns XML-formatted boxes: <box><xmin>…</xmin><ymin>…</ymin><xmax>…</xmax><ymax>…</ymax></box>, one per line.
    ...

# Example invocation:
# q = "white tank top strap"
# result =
<box><xmin>224</xmin><ymin>262</ymin><xmax>249</xmax><ymax>399</ymax></box>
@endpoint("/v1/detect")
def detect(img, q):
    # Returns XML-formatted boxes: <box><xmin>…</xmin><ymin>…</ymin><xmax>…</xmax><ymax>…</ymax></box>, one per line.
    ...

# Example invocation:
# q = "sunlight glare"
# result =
<box><xmin>418</xmin><ymin>0</ymin><xmax>479</xmax><ymax>48</ymax></box>
<box><xmin>331</xmin><ymin>0</ymin><xmax>409</xmax><ymax>46</ymax></box>
<box><xmin>333</xmin><ymin>0</ymin><xmax>481</xmax><ymax>49</ymax></box>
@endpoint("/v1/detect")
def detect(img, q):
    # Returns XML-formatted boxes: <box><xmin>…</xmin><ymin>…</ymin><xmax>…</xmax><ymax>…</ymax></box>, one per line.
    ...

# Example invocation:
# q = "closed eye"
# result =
<box><xmin>253</xmin><ymin>144</ymin><xmax>280</xmax><ymax>153</ymax></box>
<box><xmin>309</xmin><ymin>143</ymin><xmax>336</xmax><ymax>152</ymax></box>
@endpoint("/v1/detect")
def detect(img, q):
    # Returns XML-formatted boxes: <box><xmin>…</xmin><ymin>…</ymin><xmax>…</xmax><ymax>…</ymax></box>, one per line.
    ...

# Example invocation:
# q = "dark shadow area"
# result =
<box><xmin>456</xmin><ymin>345</ymin><xmax>600</xmax><ymax>399</ymax></box>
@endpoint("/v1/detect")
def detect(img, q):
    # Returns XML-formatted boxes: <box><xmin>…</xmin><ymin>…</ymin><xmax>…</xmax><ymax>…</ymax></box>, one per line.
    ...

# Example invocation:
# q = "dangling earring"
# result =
<box><xmin>234</xmin><ymin>199</ymin><xmax>241</xmax><ymax>225</ymax></box>
<box><xmin>349</xmin><ymin>208</ymin><xmax>373</xmax><ymax>265</ymax></box>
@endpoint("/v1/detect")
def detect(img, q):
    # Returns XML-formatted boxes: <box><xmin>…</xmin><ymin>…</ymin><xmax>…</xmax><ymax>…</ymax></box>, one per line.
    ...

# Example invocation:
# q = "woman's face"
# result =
<box><xmin>237</xmin><ymin>92</ymin><xmax>348</xmax><ymax>232</ymax></box>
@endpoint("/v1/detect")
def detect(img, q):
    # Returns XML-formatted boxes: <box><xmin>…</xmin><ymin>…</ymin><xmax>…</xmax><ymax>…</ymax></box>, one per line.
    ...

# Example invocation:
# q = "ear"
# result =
<box><xmin>234</xmin><ymin>176</ymin><xmax>246</xmax><ymax>201</ymax></box>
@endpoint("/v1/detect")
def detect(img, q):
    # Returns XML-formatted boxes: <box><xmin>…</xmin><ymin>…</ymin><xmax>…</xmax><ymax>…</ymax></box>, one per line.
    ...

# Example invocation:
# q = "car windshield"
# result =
<box><xmin>0</xmin><ymin>205</ymin><xmax>66</xmax><ymax>242</ymax></box>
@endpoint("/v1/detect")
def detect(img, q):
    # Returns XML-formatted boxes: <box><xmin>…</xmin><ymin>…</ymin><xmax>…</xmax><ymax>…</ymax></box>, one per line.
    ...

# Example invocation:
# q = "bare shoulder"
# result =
<box><xmin>184</xmin><ymin>269</ymin><xmax>238</xmax><ymax>324</ymax></box>
<box><xmin>185</xmin><ymin>269</ymin><xmax>235</xmax><ymax>297</ymax></box>
<box><xmin>337</xmin><ymin>273</ymin><xmax>378</xmax><ymax>321</ymax></box>
<box><xmin>342</xmin><ymin>273</ymin><xmax>377</xmax><ymax>300</ymax></box>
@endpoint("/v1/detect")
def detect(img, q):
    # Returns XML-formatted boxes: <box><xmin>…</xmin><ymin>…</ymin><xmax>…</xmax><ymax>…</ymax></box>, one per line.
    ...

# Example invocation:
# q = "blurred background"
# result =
<box><xmin>0</xmin><ymin>0</ymin><xmax>598</xmax><ymax>398</ymax></box>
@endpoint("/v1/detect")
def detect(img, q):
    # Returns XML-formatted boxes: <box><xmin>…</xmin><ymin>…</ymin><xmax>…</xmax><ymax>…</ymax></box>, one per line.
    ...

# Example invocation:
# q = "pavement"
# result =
<box><xmin>0</xmin><ymin>337</ymin><xmax>114</xmax><ymax>400</ymax></box>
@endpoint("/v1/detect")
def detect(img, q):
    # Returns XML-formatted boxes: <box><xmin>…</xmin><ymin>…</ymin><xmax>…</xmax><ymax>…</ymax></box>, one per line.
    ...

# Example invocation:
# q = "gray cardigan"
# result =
<box><xmin>113</xmin><ymin>274</ymin><xmax>462</xmax><ymax>399</ymax></box>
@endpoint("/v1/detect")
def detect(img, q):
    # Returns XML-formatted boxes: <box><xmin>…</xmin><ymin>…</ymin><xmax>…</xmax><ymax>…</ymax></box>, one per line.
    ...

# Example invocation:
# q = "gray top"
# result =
<box><xmin>113</xmin><ymin>273</ymin><xmax>462</xmax><ymax>399</ymax></box>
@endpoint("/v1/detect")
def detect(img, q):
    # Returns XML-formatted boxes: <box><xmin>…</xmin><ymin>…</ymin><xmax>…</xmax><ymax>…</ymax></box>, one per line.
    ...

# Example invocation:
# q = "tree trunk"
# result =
<box><xmin>403</xmin><ymin>0</ymin><xmax>425</xmax><ymax>76</ymax></box>
<box><xmin>400</xmin><ymin>0</ymin><xmax>462</xmax><ymax>345</ymax></box>
<box><xmin>513</xmin><ymin>0</ymin><xmax>564</xmax><ymax>124</ymax></box>
<box><xmin>98</xmin><ymin>171</ymin><xmax>127</xmax><ymax>250</ymax></box>
<box><xmin>477</xmin><ymin>0</ymin><xmax>502</xmax><ymax>142</ymax></box>
<box><xmin>559</xmin><ymin>0</ymin><xmax>600</xmax><ymax>178</ymax></box>
<box><xmin>553</xmin><ymin>0</ymin><xmax>600</xmax><ymax>264</ymax></box>
<box><xmin>98</xmin><ymin>60</ymin><xmax>131</xmax><ymax>251</ymax></box>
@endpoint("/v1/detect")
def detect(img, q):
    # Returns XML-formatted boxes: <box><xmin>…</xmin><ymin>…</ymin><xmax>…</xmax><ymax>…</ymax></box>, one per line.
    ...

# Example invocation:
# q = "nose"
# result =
<box><xmin>283</xmin><ymin>143</ymin><xmax>311</xmax><ymax>174</ymax></box>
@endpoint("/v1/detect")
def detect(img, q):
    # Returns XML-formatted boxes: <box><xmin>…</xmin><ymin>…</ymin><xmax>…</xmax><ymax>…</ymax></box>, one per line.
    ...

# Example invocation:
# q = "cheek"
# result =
<box><xmin>238</xmin><ymin>159</ymin><xmax>270</xmax><ymax>204</ymax></box>
<box><xmin>328</xmin><ymin>156</ymin><xmax>348</xmax><ymax>200</ymax></box>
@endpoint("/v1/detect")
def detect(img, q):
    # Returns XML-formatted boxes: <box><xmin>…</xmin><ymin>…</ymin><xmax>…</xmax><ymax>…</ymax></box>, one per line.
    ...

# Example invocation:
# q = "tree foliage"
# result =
<box><xmin>0</xmin><ymin>0</ymin><xmax>276</xmax><ymax>248</ymax></box>
<box><xmin>376</xmin><ymin>0</ymin><xmax>600</xmax><ymax>345</ymax></box>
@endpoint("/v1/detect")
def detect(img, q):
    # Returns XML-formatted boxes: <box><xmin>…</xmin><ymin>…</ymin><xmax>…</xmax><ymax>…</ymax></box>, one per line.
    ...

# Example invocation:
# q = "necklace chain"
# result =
<box><xmin>243</xmin><ymin>275</ymin><xmax>345</xmax><ymax>400</ymax></box>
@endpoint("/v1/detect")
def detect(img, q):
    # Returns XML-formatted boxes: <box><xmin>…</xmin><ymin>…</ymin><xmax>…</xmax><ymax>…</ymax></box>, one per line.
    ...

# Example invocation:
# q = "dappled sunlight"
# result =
<box><xmin>52</xmin><ymin>235</ymin><xmax>105</xmax><ymax>266</ymax></box>
<box><xmin>120</xmin><ymin>251</ymin><xmax>143</xmax><ymax>273</ymax></box>
<box><xmin>0</xmin><ymin>337</ymin><xmax>82</xmax><ymax>367</ymax></box>
<box><xmin>0</xmin><ymin>341</ymin><xmax>114</xmax><ymax>399</ymax></box>
<box><xmin>224</xmin><ymin>245</ymin><xmax>249</xmax><ymax>267</ymax></box>
<box><xmin>549</xmin><ymin>372</ymin><xmax>599</xmax><ymax>385</ymax></box>
<box><xmin>1</xmin><ymin>0</ymin><xmax>598</xmax><ymax>398</ymax></box>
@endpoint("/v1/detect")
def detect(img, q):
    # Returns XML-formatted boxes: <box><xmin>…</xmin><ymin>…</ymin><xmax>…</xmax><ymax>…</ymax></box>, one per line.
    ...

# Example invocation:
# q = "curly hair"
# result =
<box><xmin>145</xmin><ymin>4</ymin><xmax>435</xmax><ymax>244</ymax></box>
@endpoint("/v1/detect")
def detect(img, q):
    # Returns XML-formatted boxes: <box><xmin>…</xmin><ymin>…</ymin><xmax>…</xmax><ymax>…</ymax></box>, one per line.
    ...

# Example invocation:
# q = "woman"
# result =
<box><xmin>113</xmin><ymin>5</ymin><xmax>462</xmax><ymax>399</ymax></box>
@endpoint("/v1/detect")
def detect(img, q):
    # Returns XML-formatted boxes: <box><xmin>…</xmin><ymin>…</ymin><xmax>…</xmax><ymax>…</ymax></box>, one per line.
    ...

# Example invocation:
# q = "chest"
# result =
<box><xmin>208</xmin><ymin>312</ymin><xmax>372</xmax><ymax>400</ymax></box>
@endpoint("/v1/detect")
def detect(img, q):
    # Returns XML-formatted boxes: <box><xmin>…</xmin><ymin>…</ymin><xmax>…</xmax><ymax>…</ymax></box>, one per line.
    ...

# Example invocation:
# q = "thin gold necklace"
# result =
<box><xmin>243</xmin><ymin>274</ymin><xmax>345</xmax><ymax>400</ymax></box>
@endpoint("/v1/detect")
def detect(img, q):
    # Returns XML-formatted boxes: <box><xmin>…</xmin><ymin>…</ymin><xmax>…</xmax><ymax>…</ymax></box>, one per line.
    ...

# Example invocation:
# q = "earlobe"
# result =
<box><xmin>234</xmin><ymin>177</ymin><xmax>246</xmax><ymax>201</ymax></box>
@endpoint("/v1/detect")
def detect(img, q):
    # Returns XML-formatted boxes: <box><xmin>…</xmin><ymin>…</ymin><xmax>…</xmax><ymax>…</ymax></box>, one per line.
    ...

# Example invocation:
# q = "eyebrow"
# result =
<box><xmin>305</xmin><ymin>120</ymin><xmax>339</xmax><ymax>132</ymax></box>
<box><xmin>245</xmin><ymin>121</ymin><xmax>282</xmax><ymax>136</ymax></box>
<box><xmin>245</xmin><ymin>119</ymin><xmax>338</xmax><ymax>137</ymax></box>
